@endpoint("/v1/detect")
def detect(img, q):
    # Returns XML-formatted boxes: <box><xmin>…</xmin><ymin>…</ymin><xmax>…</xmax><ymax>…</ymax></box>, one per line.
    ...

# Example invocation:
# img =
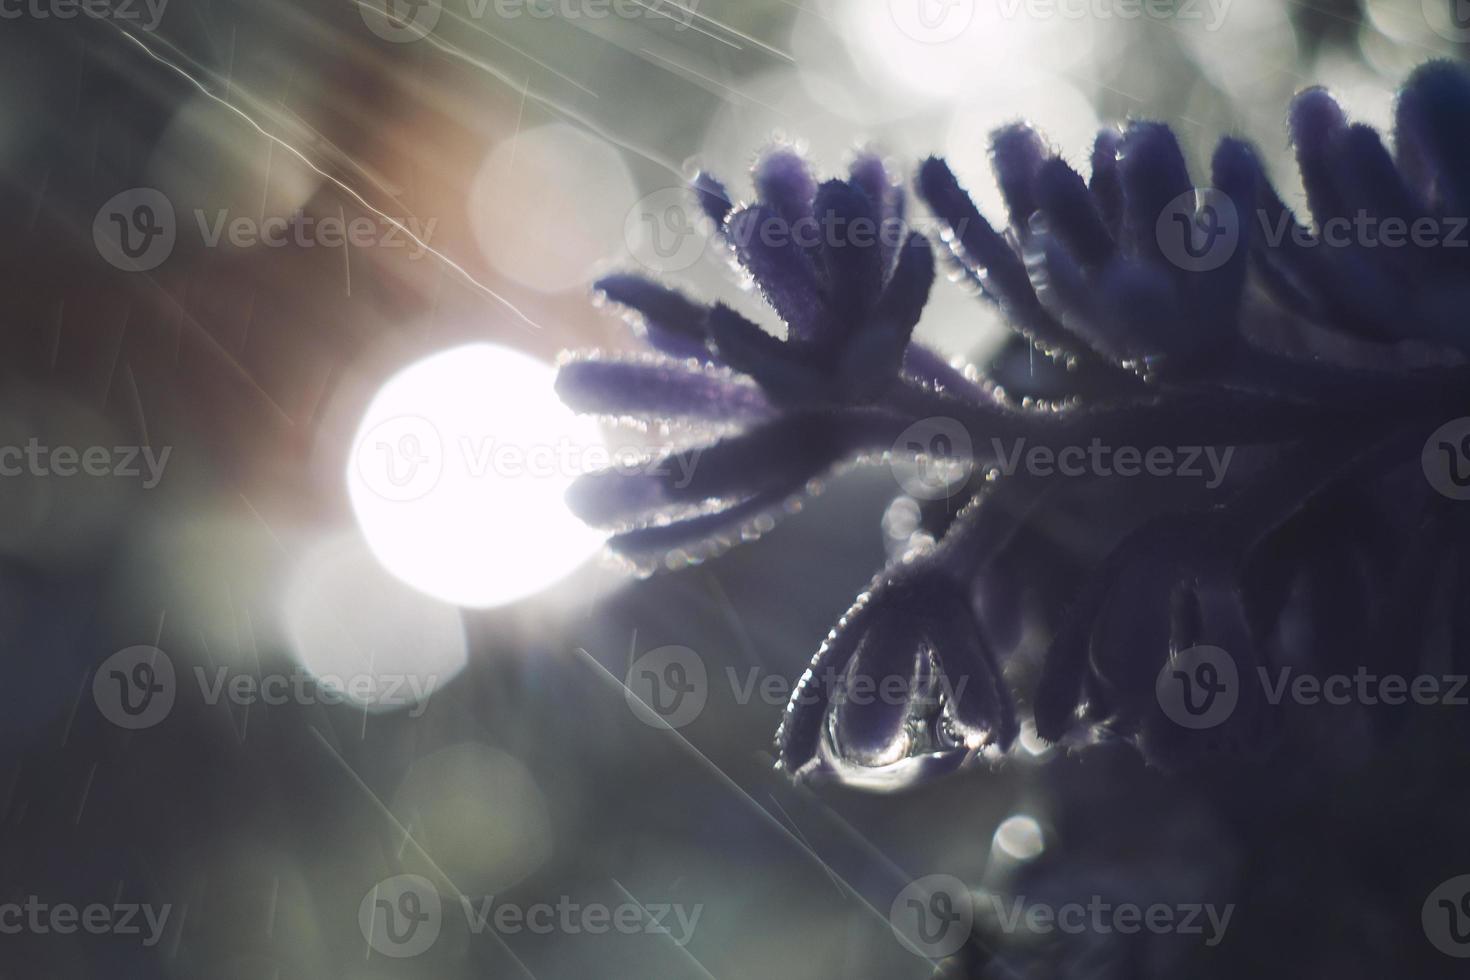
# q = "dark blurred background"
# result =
<box><xmin>0</xmin><ymin>1</ymin><xmax>1466</xmax><ymax>977</ymax></box>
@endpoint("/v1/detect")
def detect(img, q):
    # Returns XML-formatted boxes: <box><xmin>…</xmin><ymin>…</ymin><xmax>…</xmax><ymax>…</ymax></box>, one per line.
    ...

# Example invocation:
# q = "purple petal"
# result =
<box><xmin>1034</xmin><ymin>156</ymin><xmax>1115</xmax><ymax>271</ymax></box>
<box><xmin>1033</xmin><ymin>573</ymin><xmax>1109</xmax><ymax>743</ymax></box>
<box><xmin>928</xmin><ymin>591</ymin><xmax>1017</xmax><ymax>749</ymax></box>
<box><xmin>1395</xmin><ymin>60</ymin><xmax>1470</xmax><ymax>214</ymax></box>
<box><xmin>605</xmin><ymin>486</ymin><xmax>789</xmax><ymax>558</ymax></box>
<box><xmin>1118</xmin><ymin>121</ymin><xmax>1194</xmax><ymax>266</ymax></box>
<box><xmin>813</xmin><ymin>179</ymin><xmax>883</xmax><ymax>325</ymax></box>
<box><xmin>836</xmin><ymin>232</ymin><xmax>934</xmax><ymax>400</ymax></box>
<box><xmin>848</xmin><ymin>153</ymin><xmax>893</xmax><ymax>212</ymax></box>
<box><xmin>877</xmin><ymin>232</ymin><xmax>936</xmax><ymax>329</ymax></box>
<box><xmin>1086</xmin><ymin>551</ymin><xmax>1178</xmax><ymax>725</ymax></box>
<box><xmin>1089</xmin><ymin>128</ymin><xmax>1124</xmax><ymax>236</ymax></box>
<box><xmin>850</xmin><ymin>151</ymin><xmax>908</xmax><ymax>275</ymax></box>
<box><xmin>1181</xmin><ymin>138</ymin><xmax>1257</xmax><ymax>357</ymax></box>
<box><xmin>692</xmin><ymin>170</ymin><xmax>735</xmax><ymax>230</ymax></box>
<box><xmin>1092</xmin><ymin>259</ymin><xmax>1182</xmax><ymax>365</ymax></box>
<box><xmin>901</xmin><ymin>343</ymin><xmax>984</xmax><ymax>398</ymax></box>
<box><xmin>916</xmin><ymin>156</ymin><xmax>1095</xmax><ymax>361</ymax></box>
<box><xmin>1139</xmin><ymin>573</ymin><xmax>1265</xmax><ymax>770</ymax></box>
<box><xmin>725</xmin><ymin>204</ymin><xmax>826</xmax><ymax>338</ymax></box>
<box><xmin>1029</xmin><ymin>235</ymin><xmax>1110</xmax><ymax>360</ymax></box>
<box><xmin>555</xmin><ymin>356</ymin><xmax>773</xmax><ymax>421</ymax></box>
<box><xmin>753</xmin><ymin>146</ymin><xmax>817</xmax><ymax>224</ymax></box>
<box><xmin>594</xmin><ymin>273</ymin><xmax>712</xmax><ymax>362</ymax></box>
<box><xmin>1289</xmin><ymin>87</ymin><xmax>1350</xmax><ymax>227</ymax></box>
<box><xmin>1330</xmin><ymin>124</ymin><xmax>1424</xmax><ymax>233</ymax></box>
<box><xmin>990</xmin><ymin>123</ymin><xmax>1048</xmax><ymax>230</ymax></box>
<box><xmin>566</xmin><ymin>468</ymin><xmax>677</xmax><ymax>527</ymax></box>
<box><xmin>705</xmin><ymin>303</ymin><xmax>827</xmax><ymax>404</ymax></box>
<box><xmin>666</xmin><ymin>409</ymin><xmax>898</xmax><ymax>502</ymax></box>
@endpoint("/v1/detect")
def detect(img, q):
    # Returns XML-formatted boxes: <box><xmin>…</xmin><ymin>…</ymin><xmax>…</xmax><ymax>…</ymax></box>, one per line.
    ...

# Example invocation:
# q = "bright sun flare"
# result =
<box><xmin>347</xmin><ymin>343</ymin><xmax>608</xmax><ymax>608</ymax></box>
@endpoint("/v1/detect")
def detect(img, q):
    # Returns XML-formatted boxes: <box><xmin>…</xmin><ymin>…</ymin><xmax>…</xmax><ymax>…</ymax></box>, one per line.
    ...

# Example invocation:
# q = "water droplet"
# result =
<box><xmin>993</xmin><ymin>814</ymin><xmax>1045</xmax><ymax>861</ymax></box>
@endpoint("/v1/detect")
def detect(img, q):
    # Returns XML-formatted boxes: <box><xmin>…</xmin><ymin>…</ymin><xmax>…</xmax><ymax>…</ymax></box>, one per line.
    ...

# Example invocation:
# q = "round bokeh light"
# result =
<box><xmin>347</xmin><ymin>344</ymin><xmax>607</xmax><ymax>608</ymax></box>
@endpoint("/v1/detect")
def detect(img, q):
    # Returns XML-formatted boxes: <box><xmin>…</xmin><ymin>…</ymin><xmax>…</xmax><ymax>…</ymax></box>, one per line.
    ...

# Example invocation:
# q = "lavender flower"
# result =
<box><xmin>558</xmin><ymin>61</ymin><xmax>1470</xmax><ymax>783</ymax></box>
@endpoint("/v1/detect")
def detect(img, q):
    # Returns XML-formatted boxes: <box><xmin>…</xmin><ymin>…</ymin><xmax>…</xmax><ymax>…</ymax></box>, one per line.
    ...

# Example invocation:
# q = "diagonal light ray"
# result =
<box><xmin>309</xmin><ymin>727</ymin><xmax>541</xmax><ymax>978</ymax></box>
<box><xmin>609</xmin><ymin>877</ymin><xmax>721</xmax><ymax>980</ymax></box>
<box><xmin>571</xmin><ymin>645</ymin><xmax>938</xmax><ymax>965</ymax></box>
<box><xmin>107</xmin><ymin>24</ymin><xmax>547</xmax><ymax>330</ymax></box>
